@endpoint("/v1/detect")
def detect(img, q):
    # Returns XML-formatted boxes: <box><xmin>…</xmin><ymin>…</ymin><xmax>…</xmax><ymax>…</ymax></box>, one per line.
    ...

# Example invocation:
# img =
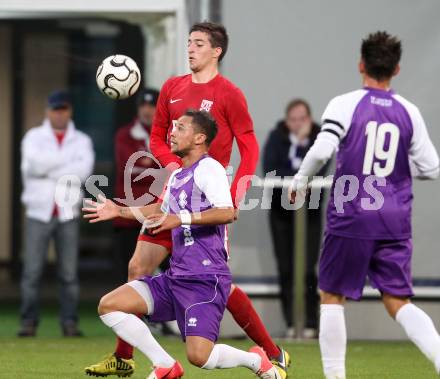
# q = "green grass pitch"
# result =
<box><xmin>1</xmin><ymin>301</ymin><xmax>438</xmax><ymax>378</ymax></box>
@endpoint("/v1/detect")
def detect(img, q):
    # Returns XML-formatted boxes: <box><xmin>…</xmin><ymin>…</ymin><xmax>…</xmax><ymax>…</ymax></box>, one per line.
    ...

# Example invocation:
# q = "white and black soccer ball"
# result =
<box><xmin>96</xmin><ymin>54</ymin><xmax>141</xmax><ymax>100</ymax></box>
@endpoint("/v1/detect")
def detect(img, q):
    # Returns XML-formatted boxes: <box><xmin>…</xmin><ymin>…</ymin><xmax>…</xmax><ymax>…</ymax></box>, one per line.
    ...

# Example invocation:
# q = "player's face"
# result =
<box><xmin>47</xmin><ymin>106</ymin><xmax>72</xmax><ymax>130</ymax></box>
<box><xmin>138</xmin><ymin>103</ymin><xmax>156</xmax><ymax>126</ymax></box>
<box><xmin>170</xmin><ymin>115</ymin><xmax>206</xmax><ymax>157</ymax></box>
<box><xmin>285</xmin><ymin>105</ymin><xmax>311</xmax><ymax>135</ymax></box>
<box><xmin>170</xmin><ymin>115</ymin><xmax>196</xmax><ymax>157</ymax></box>
<box><xmin>188</xmin><ymin>31</ymin><xmax>221</xmax><ymax>72</ymax></box>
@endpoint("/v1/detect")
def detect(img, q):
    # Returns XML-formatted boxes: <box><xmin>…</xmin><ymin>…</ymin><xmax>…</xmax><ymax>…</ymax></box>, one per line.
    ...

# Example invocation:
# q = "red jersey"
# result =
<box><xmin>150</xmin><ymin>74</ymin><xmax>259</xmax><ymax>206</ymax></box>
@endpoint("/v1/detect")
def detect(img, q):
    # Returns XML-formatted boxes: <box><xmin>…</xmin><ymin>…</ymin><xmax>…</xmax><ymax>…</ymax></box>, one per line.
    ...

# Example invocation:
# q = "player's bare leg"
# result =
<box><xmin>128</xmin><ymin>240</ymin><xmax>170</xmax><ymax>281</ymax></box>
<box><xmin>114</xmin><ymin>241</ymin><xmax>169</xmax><ymax>360</ymax></box>
<box><xmin>84</xmin><ymin>241</ymin><xmax>170</xmax><ymax>377</ymax></box>
<box><xmin>86</xmin><ymin>240</ymin><xmax>290</xmax><ymax>376</ymax></box>
<box><xmin>94</xmin><ymin>284</ymin><xmax>183</xmax><ymax>379</ymax></box>
<box><xmin>185</xmin><ymin>335</ymin><xmax>284</xmax><ymax>378</ymax></box>
<box><xmin>383</xmin><ymin>293</ymin><xmax>440</xmax><ymax>374</ymax></box>
<box><xmin>319</xmin><ymin>291</ymin><xmax>346</xmax><ymax>379</ymax></box>
<box><xmin>227</xmin><ymin>284</ymin><xmax>291</xmax><ymax>373</ymax></box>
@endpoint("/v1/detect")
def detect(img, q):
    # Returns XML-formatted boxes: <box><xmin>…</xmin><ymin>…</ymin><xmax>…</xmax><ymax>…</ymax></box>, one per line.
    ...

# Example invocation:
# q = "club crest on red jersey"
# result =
<box><xmin>200</xmin><ymin>99</ymin><xmax>214</xmax><ymax>112</ymax></box>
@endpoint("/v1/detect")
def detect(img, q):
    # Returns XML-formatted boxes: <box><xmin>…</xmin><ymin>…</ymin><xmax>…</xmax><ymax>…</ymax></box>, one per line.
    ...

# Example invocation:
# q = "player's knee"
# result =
<box><xmin>98</xmin><ymin>293</ymin><xmax>117</xmax><ymax>315</ymax></box>
<box><xmin>186</xmin><ymin>349</ymin><xmax>210</xmax><ymax>368</ymax></box>
<box><xmin>320</xmin><ymin>290</ymin><xmax>344</xmax><ymax>304</ymax></box>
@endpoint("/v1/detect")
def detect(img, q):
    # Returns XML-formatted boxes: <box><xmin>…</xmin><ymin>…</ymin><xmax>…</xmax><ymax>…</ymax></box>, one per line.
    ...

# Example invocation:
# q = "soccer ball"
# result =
<box><xmin>96</xmin><ymin>54</ymin><xmax>141</xmax><ymax>100</ymax></box>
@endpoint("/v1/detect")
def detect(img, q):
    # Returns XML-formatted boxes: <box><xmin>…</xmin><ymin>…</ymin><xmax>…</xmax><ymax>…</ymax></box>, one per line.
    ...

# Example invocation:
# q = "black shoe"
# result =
<box><xmin>17</xmin><ymin>324</ymin><xmax>36</xmax><ymax>337</ymax></box>
<box><xmin>62</xmin><ymin>322</ymin><xmax>83</xmax><ymax>337</ymax></box>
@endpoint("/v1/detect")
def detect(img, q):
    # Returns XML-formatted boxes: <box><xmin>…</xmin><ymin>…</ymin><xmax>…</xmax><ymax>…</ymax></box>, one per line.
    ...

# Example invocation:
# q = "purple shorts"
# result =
<box><xmin>139</xmin><ymin>273</ymin><xmax>231</xmax><ymax>342</ymax></box>
<box><xmin>319</xmin><ymin>233</ymin><xmax>414</xmax><ymax>300</ymax></box>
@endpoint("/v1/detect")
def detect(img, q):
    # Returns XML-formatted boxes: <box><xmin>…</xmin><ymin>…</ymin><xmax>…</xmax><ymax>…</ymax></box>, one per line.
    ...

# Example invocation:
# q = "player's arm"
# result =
<box><xmin>147</xmin><ymin>158</ymin><xmax>234</xmax><ymax>233</ymax></box>
<box><xmin>82</xmin><ymin>195</ymin><xmax>161</xmax><ymax>223</ymax></box>
<box><xmin>147</xmin><ymin>207</ymin><xmax>234</xmax><ymax>235</ymax></box>
<box><xmin>226</xmin><ymin>86</ymin><xmax>259</xmax><ymax>208</ymax></box>
<box><xmin>408</xmin><ymin>107</ymin><xmax>439</xmax><ymax>180</ymax></box>
<box><xmin>149</xmin><ymin>78</ymin><xmax>183</xmax><ymax>168</ymax></box>
<box><xmin>289</xmin><ymin>97</ymin><xmax>345</xmax><ymax>200</ymax></box>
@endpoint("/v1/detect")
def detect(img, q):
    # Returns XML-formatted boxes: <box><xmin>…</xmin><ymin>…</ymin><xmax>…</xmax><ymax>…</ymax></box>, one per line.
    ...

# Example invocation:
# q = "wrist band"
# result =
<box><xmin>180</xmin><ymin>213</ymin><xmax>192</xmax><ymax>225</ymax></box>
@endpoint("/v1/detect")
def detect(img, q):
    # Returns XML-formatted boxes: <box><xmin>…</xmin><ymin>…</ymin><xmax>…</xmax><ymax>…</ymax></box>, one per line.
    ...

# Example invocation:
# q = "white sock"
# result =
<box><xmin>202</xmin><ymin>344</ymin><xmax>261</xmax><ymax>372</ymax></box>
<box><xmin>396</xmin><ymin>303</ymin><xmax>440</xmax><ymax>372</ymax></box>
<box><xmin>100</xmin><ymin>311</ymin><xmax>175</xmax><ymax>368</ymax></box>
<box><xmin>319</xmin><ymin>304</ymin><xmax>346</xmax><ymax>379</ymax></box>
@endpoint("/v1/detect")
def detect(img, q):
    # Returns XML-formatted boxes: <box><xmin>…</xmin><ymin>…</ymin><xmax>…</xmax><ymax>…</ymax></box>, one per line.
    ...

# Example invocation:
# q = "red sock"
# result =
<box><xmin>114</xmin><ymin>337</ymin><xmax>134</xmax><ymax>359</ymax></box>
<box><xmin>114</xmin><ymin>313</ymin><xmax>144</xmax><ymax>359</ymax></box>
<box><xmin>227</xmin><ymin>286</ymin><xmax>281</xmax><ymax>359</ymax></box>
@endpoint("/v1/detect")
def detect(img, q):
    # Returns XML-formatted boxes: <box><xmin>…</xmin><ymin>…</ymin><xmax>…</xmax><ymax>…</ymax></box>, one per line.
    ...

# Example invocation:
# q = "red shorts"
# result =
<box><xmin>138</xmin><ymin>225</ymin><xmax>172</xmax><ymax>251</ymax></box>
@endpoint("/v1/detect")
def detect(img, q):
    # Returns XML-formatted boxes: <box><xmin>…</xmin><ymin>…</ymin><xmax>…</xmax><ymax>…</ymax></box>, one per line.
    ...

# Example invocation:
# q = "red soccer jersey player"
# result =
<box><xmin>84</xmin><ymin>22</ymin><xmax>290</xmax><ymax>379</ymax></box>
<box><xmin>148</xmin><ymin>73</ymin><xmax>257</xmax><ymax>206</ymax></box>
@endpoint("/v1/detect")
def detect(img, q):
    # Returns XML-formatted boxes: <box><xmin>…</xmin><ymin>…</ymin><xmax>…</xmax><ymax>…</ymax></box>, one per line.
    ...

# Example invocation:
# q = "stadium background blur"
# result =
<box><xmin>0</xmin><ymin>0</ymin><xmax>439</xmax><ymax>353</ymax></box>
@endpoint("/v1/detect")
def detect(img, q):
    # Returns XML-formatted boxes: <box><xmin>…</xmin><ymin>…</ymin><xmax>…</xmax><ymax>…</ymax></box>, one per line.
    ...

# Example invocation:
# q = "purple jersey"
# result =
<box><xmin>322</xmin><ymin>87</ymin><xmax>438</xmax><ymax>239</ymax></box>
<box><xmin>161</xmin><ymin>155</ymin><xmax>233</xmax><ymax>276</ymax></box>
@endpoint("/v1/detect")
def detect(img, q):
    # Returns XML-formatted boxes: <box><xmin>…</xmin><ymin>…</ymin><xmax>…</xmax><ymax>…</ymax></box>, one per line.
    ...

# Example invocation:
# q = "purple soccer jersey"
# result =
<box><xmin>314</xmin><ymin>87</ymin><xmax>439</xmax><ymax>299</ymax></box>
<box><xmin>322</xmin><ymin>87</ymin><xmax>430</xmax><ymax>239</ymax></box>
<box><xmin>161</xmin><ymin>155</ymin><xmax>232</xmax><ymax>276</ymax></box>
<box><xmin>136</xmin><ymin>155</ymin><xmax>233</xmax><ymax>341</ymax></box>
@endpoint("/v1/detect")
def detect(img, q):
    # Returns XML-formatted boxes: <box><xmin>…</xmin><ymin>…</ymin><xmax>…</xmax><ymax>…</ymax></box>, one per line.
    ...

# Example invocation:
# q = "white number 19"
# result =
<box><xmin>362</xmin><ymin>121</ymin><xmax>400</xmax><ymax>177</ymax></box>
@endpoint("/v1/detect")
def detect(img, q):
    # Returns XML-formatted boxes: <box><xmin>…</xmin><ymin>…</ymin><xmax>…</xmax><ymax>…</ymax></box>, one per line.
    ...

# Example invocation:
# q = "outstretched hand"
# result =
<box><xmin>82</xmin><ymin>194</ymin><xmax>120</xmax><ymax>223</ymax></box>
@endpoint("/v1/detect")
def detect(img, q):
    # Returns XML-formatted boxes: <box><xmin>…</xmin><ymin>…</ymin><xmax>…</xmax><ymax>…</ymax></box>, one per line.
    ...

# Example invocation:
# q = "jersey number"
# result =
<box><xmin>362</xmin><ymin>121</ymin><xmax>400</xmax><ymax>177</ymax></box>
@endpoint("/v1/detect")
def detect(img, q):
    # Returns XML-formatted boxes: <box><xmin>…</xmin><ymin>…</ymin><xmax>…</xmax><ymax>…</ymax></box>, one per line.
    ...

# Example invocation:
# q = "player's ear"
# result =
<box><xmin>194</xmin><ymin>133</ymin><xmax>207</xmax><ymax>146</ymax></box>
<box><xmin>359</xmin><ymin>60</ymin><xmax>365</xmax><ymax>74</ymax></box>
<box><xmin>213</xmin><ymin>46</ymin><xmax>222</xmax><ymax>60</ymax></box>
<box><xmin>393</xmin><ymin>64</ymin><xmax>400</xmax><ymax>77</ymax></box>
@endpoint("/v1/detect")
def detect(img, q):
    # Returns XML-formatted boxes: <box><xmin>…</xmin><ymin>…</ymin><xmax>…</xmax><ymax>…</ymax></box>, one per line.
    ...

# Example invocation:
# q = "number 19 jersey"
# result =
<box><xmin>322</xmin><ymin>87</ymin><xmax>438</xmax><ymax>240</ymax></box>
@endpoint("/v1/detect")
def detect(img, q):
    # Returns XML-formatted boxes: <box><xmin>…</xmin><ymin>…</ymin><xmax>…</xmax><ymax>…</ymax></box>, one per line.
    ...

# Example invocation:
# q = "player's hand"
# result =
<box><xmin>82</xmin><ymin>194</ymin><xmax>120</xmax><ymax>223</ymax></box>
<box><xmin>146</xmin><ymin>213</ymin><xmax>181</xmax><ymax>234</ymax></box>
<box><xmin>289</xmin><ymin>189</ymin><xmax>297</xmax><ymax>204</ymax></box>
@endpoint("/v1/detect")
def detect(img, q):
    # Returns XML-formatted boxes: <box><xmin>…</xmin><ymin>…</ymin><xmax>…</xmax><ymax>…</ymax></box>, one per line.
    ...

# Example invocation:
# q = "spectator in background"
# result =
<box><xmin>263</xmin><ymin>99</ymin><xmax>328</xmax><ymax>339</ymax></box>
<box><xmin>113</xmin><ymin>88</ymin><xmax>162</xmax><ymax>284</ymax></box>
<box><xmin>19</xmin><ymin>90</ymin><xmax>95</xmax><ymax>337</ymax></box>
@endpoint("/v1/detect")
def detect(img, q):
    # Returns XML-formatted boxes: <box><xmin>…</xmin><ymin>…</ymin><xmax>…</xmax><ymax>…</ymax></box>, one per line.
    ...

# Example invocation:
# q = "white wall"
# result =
<box><xmin>223</xmin><ymin>0</ymin><xmax>440</xmax><ymax>279</ymax></box>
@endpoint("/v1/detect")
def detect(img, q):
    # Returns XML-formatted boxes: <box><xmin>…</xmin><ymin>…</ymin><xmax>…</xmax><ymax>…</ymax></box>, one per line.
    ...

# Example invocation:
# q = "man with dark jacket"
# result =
<box><xmin>263</xmin><ymin>99</ymin><xmax>328</xmax><ymax>339</ymax></box>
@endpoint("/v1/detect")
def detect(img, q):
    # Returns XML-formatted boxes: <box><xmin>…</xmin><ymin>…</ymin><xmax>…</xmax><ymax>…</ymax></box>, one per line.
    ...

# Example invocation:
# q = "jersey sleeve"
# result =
<box><xmin>224</xmin><ymin>85</ymin><xmax>259</xmax><ymax>207</ymax></box>
<box><xmin>160</xmin><ymin>171</ymin><xmax>178</xmax><ymax>213</ymax></box>
<box><xmin>149</xmin><ymin>78</ymin><xmax>183</xmax><ymax>168</ymax></box>
<box><xmin>194</xmin><ymin>158</ymin><xmax>233</xmax><ymax>208</ymax></box>
<box><xmin>320</xmin><ymin>90</ymin><xmax>368</xmax><ymax>141</ymax></box>
<box><xmin>408</xmin><ymin>106</ymin><xmax>440</xmax><ymax>179</ymax></box>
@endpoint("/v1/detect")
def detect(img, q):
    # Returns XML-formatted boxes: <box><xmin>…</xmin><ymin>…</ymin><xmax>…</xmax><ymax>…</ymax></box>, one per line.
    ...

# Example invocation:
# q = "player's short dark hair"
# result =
<box><xmin>185</xmin><ymin>109</ymin><xmax>218</xmax><ymax>146</ymax></box>
<box><xmin>190</xmin><ymin>22</ymin><xmax>229</xmax><ymax>61</ymax></box>
<box><xmin>361</xmin><ymin>31</ymin><xmax>402</xmax><ymax>81</ymax></box>
<box><xmin>285</xmin><ymin>98</ymin><xmax>311</xmax><ymax>117</ymax></box>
